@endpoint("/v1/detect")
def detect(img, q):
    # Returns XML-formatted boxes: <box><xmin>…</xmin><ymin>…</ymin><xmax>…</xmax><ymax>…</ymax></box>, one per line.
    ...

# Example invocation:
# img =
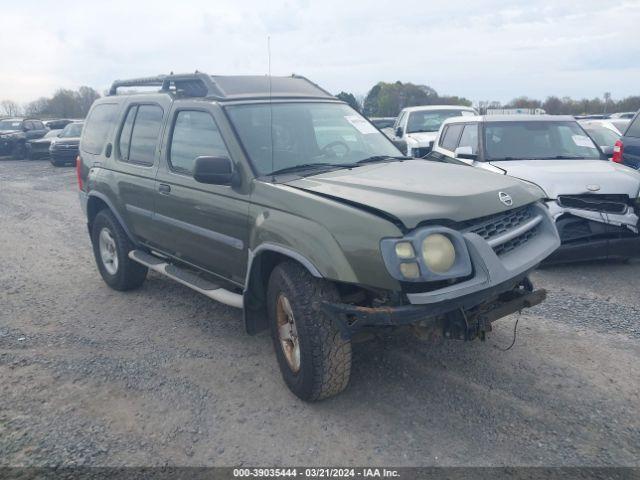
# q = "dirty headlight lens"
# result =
<box><xmin>380</xmin><ymin>227</ymin><xmax>472</xmax><ymax>282</ymax></box>
<box><xmin>399</xmin><ymin>262</ymin><xmax>420</xmax><ymax>279</ymax></box>
<box><xmin>395</xmin><ymin>242</ymin><xmax>415</xmax><ymax>259</ymax></box>
<box><xmin>421</xmin><ymin>234</ymin><xmax>456</xmax><ymax>273</ymax></box>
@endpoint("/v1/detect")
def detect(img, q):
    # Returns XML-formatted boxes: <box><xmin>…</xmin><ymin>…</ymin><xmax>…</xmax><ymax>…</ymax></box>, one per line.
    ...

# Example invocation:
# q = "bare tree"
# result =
<box><xmin>0</xmin><ymin>100</ymin><xmax>21</xmax><ymax>117</ymax></box>
<box><xmin>603</xmin><ymin>92</ymin><xmax>611</xmax><ymax>114</ymax></box>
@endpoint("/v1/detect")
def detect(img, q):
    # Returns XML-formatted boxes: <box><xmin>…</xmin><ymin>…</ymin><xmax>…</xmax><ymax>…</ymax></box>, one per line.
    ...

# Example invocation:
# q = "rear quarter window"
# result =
<box><xmin>82</xmin><ymin>103</ymin><xmax>119</xmax><ymax>155</ymax></box>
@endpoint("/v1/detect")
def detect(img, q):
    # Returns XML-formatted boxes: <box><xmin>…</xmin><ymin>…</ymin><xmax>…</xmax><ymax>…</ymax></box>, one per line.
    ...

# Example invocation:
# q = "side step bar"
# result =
<box><xmin>128</xmin><ymin>250</ymin><xmax>243</xmax><ymax>309</ymax></box>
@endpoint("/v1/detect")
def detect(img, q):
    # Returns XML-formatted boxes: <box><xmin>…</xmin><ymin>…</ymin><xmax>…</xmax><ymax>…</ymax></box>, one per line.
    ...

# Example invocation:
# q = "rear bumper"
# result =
<box><xmin>50</xmin><ymin>149</ymin><xmax>79</xmax><ymax>162</ymax></box>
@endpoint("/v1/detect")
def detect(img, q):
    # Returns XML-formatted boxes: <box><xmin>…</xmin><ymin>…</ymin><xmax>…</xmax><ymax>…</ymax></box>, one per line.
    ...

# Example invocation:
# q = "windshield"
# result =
<box><xmin>0</xmin><ymin>120</ymin><xmax>21</xmax><ymax>130</ymax></box>
<box><xmin>583</xmin><ymin>127</ymin><xmax>619</xmax><ymax>147</ymax></box>
<box><xmin>226</xmin><ymin>102</ymin><xmax>402</xmax><ymax>176</ymax></box>
<box><xmin>60</xmin><ymin>123</ymin><xmax>83</xmax><ymax>138</ymax></box>
<box><xmin>484</xmin><ymin>121</ymin><xmax>601</xmax><ymax>161</ymax></box>
<box><xmin>371</xmin><ymin>118</ymin><xmax>395</xmax><ymax>129</ymax></box>
<box><xmin>44</xmin><ymin>130</ymin><xmax>61</xmax><ymax>138</ymax></box>
<box><xmin>407</xmin><ymin>110</ymin><xmax>473</xmax><ymax>133</ymax></box>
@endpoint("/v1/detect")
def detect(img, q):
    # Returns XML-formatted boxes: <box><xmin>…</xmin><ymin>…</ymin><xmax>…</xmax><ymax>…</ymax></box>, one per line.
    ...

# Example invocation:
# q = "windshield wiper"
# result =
<box><xmin>268</xmin><ymin>162</ymin><xmax>356</xmax><ymax>177</ymax></box>
<box><xmin>407</xmin><ymin>129</ymin><xmax>437</xmax><ymax>133</ymax></box>
<box><xmin>539</xmin><ymin>155</ymin><xmax>586</xmax><ymax>160</ymax></box>
<box><xmin>356</xmin><ymin>156</ymin><xmax>411</xmax><ymax>165</ymax></box>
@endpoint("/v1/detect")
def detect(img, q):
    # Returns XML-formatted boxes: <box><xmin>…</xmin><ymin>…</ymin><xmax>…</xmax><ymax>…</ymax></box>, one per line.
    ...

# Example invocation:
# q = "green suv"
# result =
<box><xmin>78</xmin><ymin>73</ymin><xmax>560</xmax><ymax>400</ymax></box>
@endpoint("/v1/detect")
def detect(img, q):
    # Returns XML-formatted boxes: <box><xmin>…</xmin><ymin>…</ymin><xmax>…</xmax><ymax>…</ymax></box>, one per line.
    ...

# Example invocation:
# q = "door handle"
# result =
<box><xmin>158</xmin><ymin>183</ymin><xmax>171</xmax><ymax>195</ymax></box>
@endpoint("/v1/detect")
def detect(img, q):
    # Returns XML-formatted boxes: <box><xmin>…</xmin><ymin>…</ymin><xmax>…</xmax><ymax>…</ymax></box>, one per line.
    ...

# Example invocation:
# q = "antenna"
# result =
<box><xmin>268</xmin><ymin>36</ymin><xmax>275</xmax><ymax>179</ymax></box>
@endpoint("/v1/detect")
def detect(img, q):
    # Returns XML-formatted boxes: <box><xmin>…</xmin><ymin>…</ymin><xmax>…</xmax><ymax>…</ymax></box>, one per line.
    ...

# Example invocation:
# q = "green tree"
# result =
<box><xmin>336</xmin><ymin>91</ymin><xmax>361</xmax><ymax>112</ymax></box>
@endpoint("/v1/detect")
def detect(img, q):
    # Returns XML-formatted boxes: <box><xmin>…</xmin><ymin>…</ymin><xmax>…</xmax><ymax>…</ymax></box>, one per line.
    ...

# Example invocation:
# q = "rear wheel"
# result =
<box><xmin>267</xmin><ymin>261</ymin><xmax>352</xmax><ymax>401</ymax></box>
<box><xmin>91</xmin><ymin>209</ymin><xmax>147</xmax><ymax>291</ymax></box>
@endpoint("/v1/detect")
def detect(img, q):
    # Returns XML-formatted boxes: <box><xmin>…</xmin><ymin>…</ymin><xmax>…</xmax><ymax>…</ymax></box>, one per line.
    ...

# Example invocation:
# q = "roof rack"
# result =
<box><xmin>108</xmin><ymin>72</ymin><xmax>336</xmax><ymax>101</ymax></box>
<box><xmin>108</xmin><ymin>72</ymin><xmax>222</xmax><ymax>98</ymax></box>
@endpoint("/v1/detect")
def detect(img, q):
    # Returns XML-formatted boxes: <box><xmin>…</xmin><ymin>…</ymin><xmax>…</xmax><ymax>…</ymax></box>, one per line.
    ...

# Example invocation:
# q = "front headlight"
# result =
<box><xmin>421</xmin><ymin>234</ymin><xmax>456</xmax><ymax>273</ymax></box>
<box><xmin>380</xmin><ymin>227</ymin><xmax>472</xmax><ymax>282</ymax></box>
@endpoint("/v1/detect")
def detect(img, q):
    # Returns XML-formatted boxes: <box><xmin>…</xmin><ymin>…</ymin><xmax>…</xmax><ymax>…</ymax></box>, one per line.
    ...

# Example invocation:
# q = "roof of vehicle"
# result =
<box><xmin>443</xmin><ymin>114</ymin><xmax>576</xmax><ymax>124</ymax></box>
<box><xmin>400</xmin><ymin>105</ymin><xmax>476</xmax><ymax>113</ymax></box>
<box><xmin>107</xmin><ymin>72</ymin><xmax>336</xmax><ymax>101</ymax></box>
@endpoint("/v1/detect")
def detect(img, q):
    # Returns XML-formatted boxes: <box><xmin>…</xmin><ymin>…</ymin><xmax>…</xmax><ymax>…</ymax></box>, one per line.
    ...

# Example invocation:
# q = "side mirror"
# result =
<box><xmin>193</xmin><ymin>156</ymin><xmax>234</xmax><ymax>185</ymax></box>
<box><xmin>454</xmin><ymin>146</ymin><xmax>477</xmax><ymax>160</ymax></box>
<box><xmin>600</xmin><ymin>145</ymin><xmax>614</xmax><ymax>156</ymax></box>
<box><xmin>395</xmin><ymin>127</ymin><xmax>403</xmax><ymax>138</ymax></box>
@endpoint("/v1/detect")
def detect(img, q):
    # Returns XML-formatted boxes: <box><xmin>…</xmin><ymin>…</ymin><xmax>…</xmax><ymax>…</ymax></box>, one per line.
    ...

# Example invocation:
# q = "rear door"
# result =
<box><xmin>108</xmin><ymin>100</ymin><xmax>170</xmax><ymax>242</ymax></box>
<box><xmin>152</xmin><ymin>102</ymin><xmax>250</xmax><ymax>286</ymax></box>
<box><xmin>622</xmin><ymin>114</ymin><xmax>640</xmax><ymax>169</ymax></box>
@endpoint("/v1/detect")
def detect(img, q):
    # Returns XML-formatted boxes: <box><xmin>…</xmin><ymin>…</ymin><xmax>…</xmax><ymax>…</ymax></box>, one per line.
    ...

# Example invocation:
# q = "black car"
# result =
<box><xmin>26</xmin><ymin>129</ymin><xmax>62</xmax><ymax>159</ymax></box>
<box><xmin>49</xmin><ymin>122</ymin><xmax>83</xmax><ymax>166</ymax></box>
<box><xmin>44</xmin><ymin>119</ymin><xmax>75</xmax><ymax>130</ymax></box>
<box><xmin>613</xmin><ymin>110</ymin><xmax>640</xmax><ymax>170</ymax></box>
<box><xmin>0</xmin><ymin>118</ymin><xmax>49</xmax><ymax>158</ymax></box>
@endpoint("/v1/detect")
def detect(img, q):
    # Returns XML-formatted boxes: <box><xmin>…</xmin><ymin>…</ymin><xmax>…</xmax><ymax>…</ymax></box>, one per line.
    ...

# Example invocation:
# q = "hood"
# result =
<box><xmin>0</xmin><ymin>129</ymin><xmax>21</xmax><ymax>136</ymax></box>
<box><xmin>405</xmin><ymin>131</ymin><xmax>438</xmax><ymax>147</ymax></box>
<box><xmin>29</xmin><ymin>137</ymin><xmax>53</xmax><ymax>144</ymax></box>
<box><xmin>52</xmin><ymin>138</ymin><xmax>80</xmax><ymax>146</ymax></box>
<box><xmin>285</xmin><ymin>159</ymin><xmax>542</xmax><ymax>229</ymax></box>
<box><xmin>489</xmin><ymin>159</ymin><xmax>640</xmax><ymax>199</ymax></box>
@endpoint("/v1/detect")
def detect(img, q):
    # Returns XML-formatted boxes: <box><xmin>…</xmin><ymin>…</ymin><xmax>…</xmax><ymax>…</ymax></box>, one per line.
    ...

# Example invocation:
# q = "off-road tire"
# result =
<box><xmin>267</xmin><ymin>261</ymin><xmax>352</xmax><ymax>401</ymax></box>
<box><xmin>91</xmin><ymin>209</ymin><xmax>147</xmax><ymax>291</ymax></box>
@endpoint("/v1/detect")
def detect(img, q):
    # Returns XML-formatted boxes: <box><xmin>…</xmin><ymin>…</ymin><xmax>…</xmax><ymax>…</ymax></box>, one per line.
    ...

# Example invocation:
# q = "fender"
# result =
<box><xmin>242</xmin><ymin>243</ymin><xmax>324</xmax><ymax>335</ymax></box>
<box><xmin>86</xmin><ymin>191</ymin><xmax>139</xmax><ymax>246</ymax></box>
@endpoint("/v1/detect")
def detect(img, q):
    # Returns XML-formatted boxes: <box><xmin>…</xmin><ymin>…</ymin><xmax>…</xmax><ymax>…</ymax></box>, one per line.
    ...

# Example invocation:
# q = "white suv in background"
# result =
<box><xmin>391</xmin><ymin>105</ymin><xmax>477</xmax><ymax>157</ymax></box>
<box><xmin>428</xmin><ymin>114</ymin><xmax>640</xmax><ymax>263</ymax></box>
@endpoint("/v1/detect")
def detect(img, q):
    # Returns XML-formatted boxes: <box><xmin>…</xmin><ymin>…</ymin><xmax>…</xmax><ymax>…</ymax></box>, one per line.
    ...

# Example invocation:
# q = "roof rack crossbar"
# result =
<box><xmin>108</xmin><ymin>75</ymin><xmax>167</xmax><ymax>96</ymax></box>
<box><xmin>108</xmin><ymin>72</ymin><xmax>222</xmax><ymax>98</ymax></box>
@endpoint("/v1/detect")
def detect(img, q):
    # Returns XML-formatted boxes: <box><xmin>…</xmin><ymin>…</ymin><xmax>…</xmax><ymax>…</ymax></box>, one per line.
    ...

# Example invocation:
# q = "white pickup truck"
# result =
<box><xmin>390</xmin><ymin>105</ymin><xmax>477</xmax><ymax>157</ymax></box>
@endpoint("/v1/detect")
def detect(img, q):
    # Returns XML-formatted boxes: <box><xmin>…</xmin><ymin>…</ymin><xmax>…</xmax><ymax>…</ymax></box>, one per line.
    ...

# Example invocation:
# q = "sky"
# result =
<box><xmin>1</xmin><ymin>0</ymin><xmax>639</xmax><ymax>106</ymax></box>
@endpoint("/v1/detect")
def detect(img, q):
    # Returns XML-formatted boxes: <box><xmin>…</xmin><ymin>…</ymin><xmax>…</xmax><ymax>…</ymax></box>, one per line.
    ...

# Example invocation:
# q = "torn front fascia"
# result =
<box><xmin>546</xmin><ymin>200</ymin><xmax>639</xmax><ymax>234</ymax></box>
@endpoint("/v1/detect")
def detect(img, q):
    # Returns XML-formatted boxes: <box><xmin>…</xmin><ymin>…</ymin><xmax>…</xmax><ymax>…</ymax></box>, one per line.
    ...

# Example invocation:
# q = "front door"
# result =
<box><xmin>152</xmin><ymin>103</ymin><xmax>250</xmax><ymax>286</ymax></box>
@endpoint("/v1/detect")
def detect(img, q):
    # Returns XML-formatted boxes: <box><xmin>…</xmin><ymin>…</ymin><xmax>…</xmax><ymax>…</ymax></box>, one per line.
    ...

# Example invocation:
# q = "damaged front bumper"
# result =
<box><xmin>545</xmin><ymin>200</ymin><xmax>640</xmax><ymax>262</ymax></box>
<box><xmin>322</xmin><ymin>275</ymin><xmax>546</xmax><ymax>340</ymax></box>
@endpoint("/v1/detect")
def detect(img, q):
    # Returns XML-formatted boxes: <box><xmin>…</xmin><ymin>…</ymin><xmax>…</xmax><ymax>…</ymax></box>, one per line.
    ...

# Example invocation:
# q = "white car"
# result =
<box><xmin>428</xmin><ymin>114</ymin><xmax>640</xmax><ymax>262</ymax></box>
<box><xmin>390</xmin><ymin>105</ymin><xmax>477</xmax><ymax>157</ymax></box>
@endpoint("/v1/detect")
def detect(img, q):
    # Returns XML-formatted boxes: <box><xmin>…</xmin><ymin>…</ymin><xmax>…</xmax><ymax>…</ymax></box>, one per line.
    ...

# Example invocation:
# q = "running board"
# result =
<box><xmin>128</xmin><ymin>250</ymin><xmax>243</xmax><ymax>309</ymax></box>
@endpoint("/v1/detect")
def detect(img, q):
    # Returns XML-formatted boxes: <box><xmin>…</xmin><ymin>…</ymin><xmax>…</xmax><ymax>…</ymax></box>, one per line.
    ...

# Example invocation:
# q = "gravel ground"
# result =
<box><xmin>1</xmin><ymin>159</ymin><xmax>639</xmax><ymax>467</ymax></box>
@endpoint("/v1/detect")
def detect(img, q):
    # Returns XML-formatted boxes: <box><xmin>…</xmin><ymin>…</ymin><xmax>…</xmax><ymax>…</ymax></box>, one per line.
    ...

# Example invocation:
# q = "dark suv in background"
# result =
<box><xmin>49</xmin><ymin>121</ymin><xmax>83</xmax><ymax>166</ymax></box>
<box><xmin>0</xmin><ymin>118</ymin><xmax>48</xmax><ymax>158</ymax></box>
<box><xmin>613</xmin><ymin>110</ymin><xmax>640</xmax><ymax>169</ymax></box>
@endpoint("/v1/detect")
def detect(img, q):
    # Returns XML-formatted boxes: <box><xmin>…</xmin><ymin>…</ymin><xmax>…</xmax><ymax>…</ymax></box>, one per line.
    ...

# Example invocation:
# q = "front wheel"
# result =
<box><xmin>267</xmin><ymin>261</ymin><xmax>352</xmax><ymax>401</ymax></box>
<box><xmin>91</xmin><ymin>209</ymin><xmax>147</xmax><ymax>291</ymax></box>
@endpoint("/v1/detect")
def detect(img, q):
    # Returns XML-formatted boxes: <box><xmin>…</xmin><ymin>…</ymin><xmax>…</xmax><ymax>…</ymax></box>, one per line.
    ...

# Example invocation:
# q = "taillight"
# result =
<box><xmin>612</xmin><ymin>140</ymin><xmax>624</xmax><ymax>163</ymax></box>
<box><xmin>76</xmin><ymin>155</ymin><xmax>83</xmax><ymax>190</ymax></box>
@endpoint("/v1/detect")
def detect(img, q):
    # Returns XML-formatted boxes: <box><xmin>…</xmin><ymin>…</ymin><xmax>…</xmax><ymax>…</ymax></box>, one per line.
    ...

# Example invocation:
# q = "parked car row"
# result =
<box><xmin>0</xmin><ymin>117</ymin><xmax>83</xmax><ymax>165</ymax></box>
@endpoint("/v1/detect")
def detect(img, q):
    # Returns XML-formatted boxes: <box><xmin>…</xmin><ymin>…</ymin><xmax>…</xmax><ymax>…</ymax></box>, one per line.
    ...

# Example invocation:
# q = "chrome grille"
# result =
<box><xmin>461</xmin><ymin>204</ymin><xmax>541</xmax><ymax>256</ymax></box>
<box><xmin>493</xmin><ymin>225</ymin><xmax>540</xmax><ymax>256</ymax></box>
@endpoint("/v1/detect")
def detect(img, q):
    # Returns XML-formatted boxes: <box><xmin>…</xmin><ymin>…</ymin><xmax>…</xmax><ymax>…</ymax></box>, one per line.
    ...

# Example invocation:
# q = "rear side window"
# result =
<box><xmin>82</xmin><ymin>103</ymin><xmax>118</xmax><ymax>155</ymax></box>
<box><xmin>626</xmin><ymin>115</ymin><xmax>640</xmax><ymax>138</ymax></box>
<box><xmin>169</xmin><ymin>110</ymin><xmax>230</xmax><ymax>174</ymax></box>
<box><xmin>458</xmin><ymin>124</ymin><xmax>479</xmax><ymax>154</ymax></box>
<box><xmin>128</xmin><ymin>105</ymin><xmax>164</xmax><ymax>165</ymax></box>
<box><xmin>440</xmin><ymin>124</ymin><xmax>464</xmax><ymax>151</ymax></box>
